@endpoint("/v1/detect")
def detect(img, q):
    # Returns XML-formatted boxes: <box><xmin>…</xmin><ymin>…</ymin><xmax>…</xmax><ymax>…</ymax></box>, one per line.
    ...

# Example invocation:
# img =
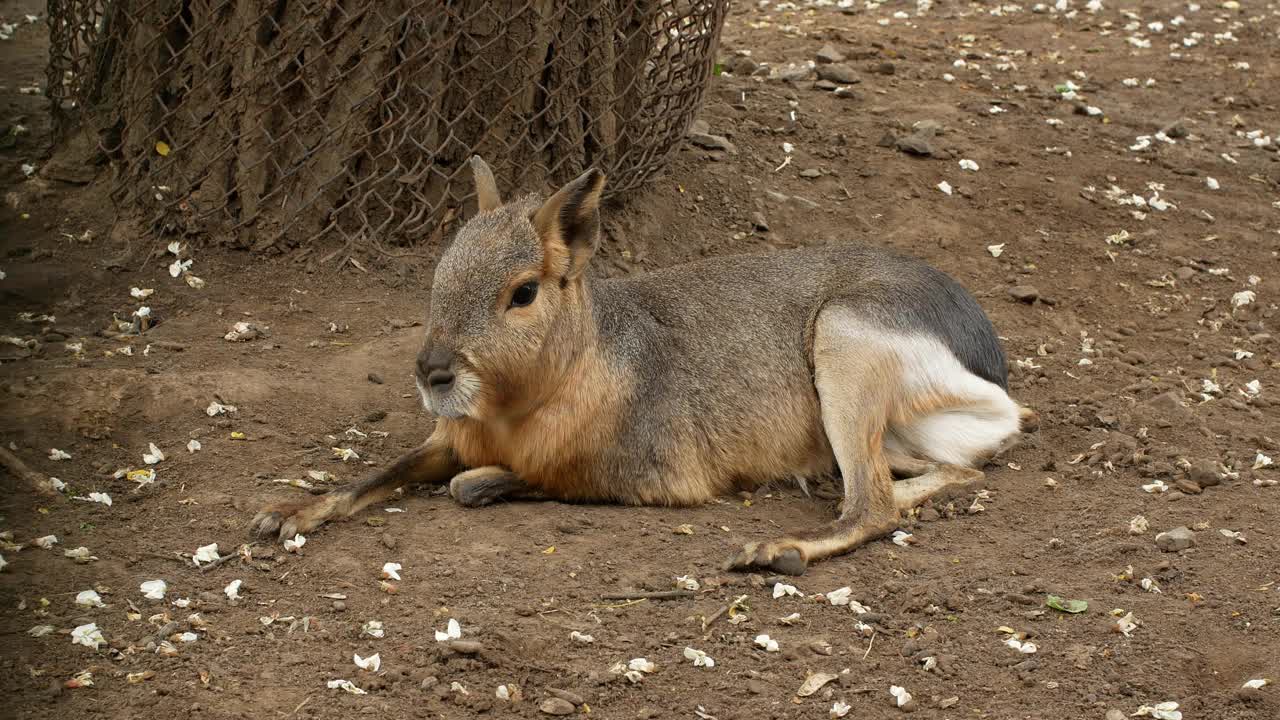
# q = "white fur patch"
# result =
<box><xmin>415</xmin><ymin>377</ymin><xmax>432</xmax><ymax>412</ymax></box>
<box><xmin>419</xmin><ymin>369</ymin><xmax>483</xmax><ymax>419</ymax></box>
<box><xmin>819</xmin><ymin>311</ymin><xmax>1019</xmax><ymax>467</ymax></box>
<box><xmin>885</xmin><ymin>334</ymin><xmax>1020</xmax><ymax>465</ymax></box>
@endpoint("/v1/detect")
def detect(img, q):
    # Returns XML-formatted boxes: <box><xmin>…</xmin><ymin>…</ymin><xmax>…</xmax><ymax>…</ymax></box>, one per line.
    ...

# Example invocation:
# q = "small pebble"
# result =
<box><xmin>1188</xmin><ymin>460</ymin><xmax>1221</xmax><ymax>487</ymax></box>
<box><xmin>367</xmin><ymin>372</ymin><xmax>384</xmax><ymax>384</ymax></box>
<box><xmin>1155</xmin><ymin>526</ymin><xmax>1195</xmax><ymax>552</ymax></box>
<box><xmin>816</xmin><ymin>63</ymin><xmax>860</xmax><ymax>84</ymax></box>
<box><xmin>1174</xmin><ymin>478</ymin><xmax>1202</xmax><ymax>495</ymax></box>
<box><xmin>1008</xmin><ymin>285</ymin><xmax>1040</xmax><ymax>303</ymax></box>
<box><xmin>540</xmin><ymin>697</ymin><xmax>576</xmax><ymax>716</ymax></box>
<box><xmin>815</xmin><ymin>45</ymin><xmax>845</xmax><ymax>64</ymax></box>
<box><xmin>546</xmin><ymin>688</ymin><xmax>584</xmax><ymax>706</ymax></box>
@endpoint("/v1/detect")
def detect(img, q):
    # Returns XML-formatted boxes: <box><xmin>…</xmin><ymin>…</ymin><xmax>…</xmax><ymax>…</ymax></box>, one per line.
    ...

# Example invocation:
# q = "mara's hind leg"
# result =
<box><xmin>727</xmin><ymin>309</ymin><xmax>903</xmax><ymax>576</ymax></box>
<box><xmin>892</xmin><ymin>463</ymin><xmax>986</xmax><ymax>511</ymax></box>
<box><xmin>886</xmin><ymin>449</ymin><xmax>934</xmax><ymax>479</ymax></box>
<box><xmin>885</xmin><ymin>449</ymin><xmax>986</xmax><ymax>508</ymax></box>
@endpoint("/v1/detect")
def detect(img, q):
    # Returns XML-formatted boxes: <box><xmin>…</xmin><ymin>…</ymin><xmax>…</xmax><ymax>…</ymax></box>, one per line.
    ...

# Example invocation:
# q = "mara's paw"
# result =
<box><xmin>448</xmin><ymin>467</ymin><xmax>524</xmax><ymax>508</ymax></box>
<box><xmin>725</xmin><ymin>539</ymin><xmax>809</xmax><ymax>576</ymax></box>
<box><xmin>251</xmin><ymin>494</ymin><xmax>342</xmax><ymax>541</ymax></box>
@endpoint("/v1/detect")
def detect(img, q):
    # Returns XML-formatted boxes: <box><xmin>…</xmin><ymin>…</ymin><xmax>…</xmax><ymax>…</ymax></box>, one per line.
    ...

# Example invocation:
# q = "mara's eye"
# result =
<box><xmin>509</xmin><ymin>281</ymin><xmax>539</xmax><ymax>308</ymax></box>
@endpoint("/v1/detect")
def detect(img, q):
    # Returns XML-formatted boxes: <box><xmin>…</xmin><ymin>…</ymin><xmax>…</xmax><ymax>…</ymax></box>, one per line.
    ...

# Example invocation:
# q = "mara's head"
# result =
<box><xmin>416</xmin><ymin>156</ymin><xmax>607</xmax><ymax>420</ymax></box>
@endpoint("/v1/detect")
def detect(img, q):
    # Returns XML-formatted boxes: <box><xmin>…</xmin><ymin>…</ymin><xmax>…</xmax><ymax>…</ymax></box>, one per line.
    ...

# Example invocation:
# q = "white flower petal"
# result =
<box><xmin>140</xmin><ymin>580</ymin><xmax>167</xmax><ymax>600</ymax></box>
<box><xmin>434</xmin><ymin>618</ymin><xmax>461</xmax><ymax>642</ymax></box>
<box><xmin>327</xmin><ymin>679</ymin><xmax>367</xmax><ymax>695</ymax></box>
<box><xmin>772</xmin><ymin>582</ymin><xmax>802</xmax><ymax>599</ymax></box>
<box><xmin>193</xmin><ymin>543</ymin><xmax>220</xmax><ymax>566</ymax></box>
<box><xmin>353</xmin><ymin>652</ymin><xmax>381</xmax><ymax>672</ymax></box>
<box><xmin>71</xmin><ymin>623</ymin><xmax>105</xmax><ymax>649</ymax></box>
<box><xmin>890</xmin><ymin>685</ymin><xmax>913</xmax><ymax>707</ymax></box>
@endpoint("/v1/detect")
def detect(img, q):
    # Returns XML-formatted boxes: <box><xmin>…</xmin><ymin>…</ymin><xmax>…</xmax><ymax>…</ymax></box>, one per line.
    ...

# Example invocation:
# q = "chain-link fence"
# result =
<box><xmin>46</xmin><ymin>0</ymin><xmax>729</xmax><ymax>251</ymax></box>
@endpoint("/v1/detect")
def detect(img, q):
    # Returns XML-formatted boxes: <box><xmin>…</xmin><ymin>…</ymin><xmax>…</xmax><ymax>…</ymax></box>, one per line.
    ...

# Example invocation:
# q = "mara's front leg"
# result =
<box><xmin>252</xmin><ymin>430</ymin><xmax>462</xmax><ymax>541</ymax></box>
<box><xmin>448</xmin><ymin>466</ymin><xmax>537</xmax><ymax>507</ymax></box>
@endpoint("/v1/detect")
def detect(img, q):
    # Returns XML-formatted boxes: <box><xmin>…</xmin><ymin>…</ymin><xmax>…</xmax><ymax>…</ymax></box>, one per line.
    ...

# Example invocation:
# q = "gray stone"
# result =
<box><xmin>546</xmin><ymin>689</ymin><xmax>584</xmax><ymax>706</ymax></box>
<box><xmin>913</xmin><ymin>119</ymin><xmax>944</xmax><ymax>135</ymax></box>
<box><xmin>1188</xmin><ymin>459</ymin><xmax>1221</xmax><ymax>487</ymax></box>
<box><xmin>1155</xmin><ymin>526</ymin><xmax>1195</xmax><ymax>552</ymax></box>
<box><xmin>895</xmin><ymin>132</ymin><xmax>935</xmax><ymax>156</ymax></box>
<box><xmin>687</xmin><ymin>132</ymin><xmax>736</xmax><ymax>153</ymax></box>
<box><xmin>834</xmin><ymin>87</ymin><xmax>862</xmax><ymax>100</ymax></box>
<box><xmin>816</xmin><ymin>63</ymin><xmax>860</xmax><ymax>84</ymax></box>
<box><xmin>815</xmin><ymin>44</ymin><xmax>845</xmax><ymax>64</ymax></box>
<box><xmin>799</xmin><ymin>168</ymin><xmax>821</xmax><ymax>178</ymax></box>
<box><xmin>540</xmin><ymin>697</ymin><xmax>576</xmax><ymax>716</ymax></box>
<box><xmin>1008</xmin><ymin>285</ymin><xmax>1040</xmax><ymax>303</ymax></box>
<box><xmin>751</xmin><ymin>212</ymin><xmax>769</xmax><ymax>232</ymax></box>
<box><xmin>775</xmin><ymin>62</ymin><xmax>814</xmax><ymax>82</ymax></box>
<box><xmin>813</xmin><ymin>79</ymin><xmax>838</xmax><ymax>91</ymax></box>
<box><xmin>1175</xmin><ymin>478</ymin><xmax>1202</xmax><ymax>495</ymax></box>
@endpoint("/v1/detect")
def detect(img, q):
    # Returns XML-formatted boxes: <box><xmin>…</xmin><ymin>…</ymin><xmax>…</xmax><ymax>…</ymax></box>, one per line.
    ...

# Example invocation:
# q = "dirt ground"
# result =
<box><xmin>2</xmin><ymin>0</ymin><xmax>1278</xmax><ymax>718</ymax></box>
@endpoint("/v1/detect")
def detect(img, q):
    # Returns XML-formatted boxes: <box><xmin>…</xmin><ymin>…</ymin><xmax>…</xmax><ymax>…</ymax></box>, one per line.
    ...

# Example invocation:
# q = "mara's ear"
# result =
<box><xmin>532</xmin><ymin>168</ymin><xmax>607</xmax><ymax>280</ymax></box>
<box><xmin>470</xmin><ymin>155</ymin><xmax>502</xmax><ymax>213</ymax></box>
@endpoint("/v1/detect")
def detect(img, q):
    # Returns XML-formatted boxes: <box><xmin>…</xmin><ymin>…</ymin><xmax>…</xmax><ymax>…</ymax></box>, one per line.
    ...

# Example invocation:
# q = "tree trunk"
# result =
<box><xmin>51</xmin><ymin>0</ymin><xmax>728</xmax><ymax>251</ymax></box>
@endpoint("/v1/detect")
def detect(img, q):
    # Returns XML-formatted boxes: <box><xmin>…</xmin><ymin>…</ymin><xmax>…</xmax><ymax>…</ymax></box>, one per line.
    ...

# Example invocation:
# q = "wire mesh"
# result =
<box><xmin>46</xmin><ymin>0</ymin><xmax>729</xmax><ymax>250</ymax></box>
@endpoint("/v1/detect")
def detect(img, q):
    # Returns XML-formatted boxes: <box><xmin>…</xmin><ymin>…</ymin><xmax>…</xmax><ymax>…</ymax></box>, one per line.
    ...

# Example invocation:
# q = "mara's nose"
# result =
<box><xmin>427</xmin><ymin>368</ymin><xmax>454</xmax><ymax>390</ymax></box>
<box><xmin>418</xmin><ymin>346</ymin><xmax>455</xmax><ymax>391</ymax></box>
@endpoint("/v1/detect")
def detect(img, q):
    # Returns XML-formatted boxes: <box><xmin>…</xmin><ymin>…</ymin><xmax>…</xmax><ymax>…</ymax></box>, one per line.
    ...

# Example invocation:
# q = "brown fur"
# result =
<box><xmin>438</xmin><ymin>340</ymin><xmax>632</xmax><ymax>501</ymax></box>
<box><xmin>252</xmin><ymin>158</ymin><xmax>1035</xmax><ymax>574</ymax></box>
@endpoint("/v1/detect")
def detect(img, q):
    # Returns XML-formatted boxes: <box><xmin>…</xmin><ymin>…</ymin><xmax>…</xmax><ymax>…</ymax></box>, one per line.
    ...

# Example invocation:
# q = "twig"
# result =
<box><xmin>599</xmin><ymin>590</ymin><xmax>694</xmax><ymax>601</ymax></box>
<box><xmin>536</xmin><ymin>612</ymin><xmax>578</xmax><ymax>632</ymax></box>
<box><xmin>142</xmin><ymin>551</ymin><xmax>188</xmax><ymax>564</ymax></box>
<box><xmin>862</xmin><ymin>631</ymin><xmax>876</xmax><ymax>659</ymax></box>
<box><xmin>0</xmin><ymin>446</ymin><xmax>59</xmax><ymax>496</ymax></box>
<box><xmin>287</xmin><ymin>696</ymin><xmax>310</xmax><ymax>717</ymax></box>
<box><xmin>701</xmin><ymin>604</ymin><xmax>730</xmax><ymax>634</ymax></box>
<box><xmin>198</xmin><ymin>550</ymin><xmax>246</xmax><ymax>574</ymax></box>
<box><xmin>598</xmin><ymin>599</ymin><xmax>646</xmax><ymax>610</ymax></box>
